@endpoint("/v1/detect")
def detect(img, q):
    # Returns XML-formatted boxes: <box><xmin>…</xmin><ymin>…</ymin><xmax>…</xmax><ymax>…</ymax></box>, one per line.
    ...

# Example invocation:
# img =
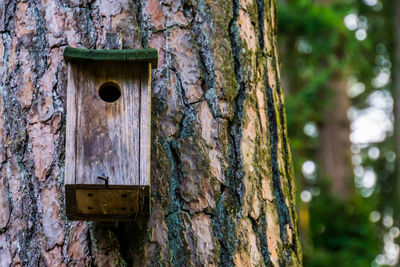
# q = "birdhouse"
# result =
<box><xmin>63</xmin><ymin>47</ymin><xmax>157</xmax><ymax>221</ymax></box>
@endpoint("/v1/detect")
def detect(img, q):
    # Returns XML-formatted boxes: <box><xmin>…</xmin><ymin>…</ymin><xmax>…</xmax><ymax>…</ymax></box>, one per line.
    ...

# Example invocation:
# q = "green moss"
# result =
<box><xmin>247</xmin><ymin>1</ymin><xmax>259</xmax><ymax>24</ymax></box>
<box><xmin>209</xmin><ymin>1</ymin><xmax>238</xmax><ymax>104</ymax></box>
<box><xmin>210</xmin><ymin>177</ymin><xmax>221</xmax><ymax>200</ymax></box>
<box><xmin>63</xmin><ymin>47</ymin><xmax>158</xmax><ymax>68</ymax></box>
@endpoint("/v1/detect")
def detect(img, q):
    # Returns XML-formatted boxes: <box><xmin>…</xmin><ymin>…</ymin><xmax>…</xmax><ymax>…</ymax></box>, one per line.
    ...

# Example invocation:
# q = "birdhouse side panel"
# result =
<box><xmin>65</xmin><ymin>64</ymin><xmax>78</xmax><ymax>186</ymax></box>
<box><xmin>140</xmin><ymin>63</ymin><xmax>151</xmax><ymax>187</ymax></box>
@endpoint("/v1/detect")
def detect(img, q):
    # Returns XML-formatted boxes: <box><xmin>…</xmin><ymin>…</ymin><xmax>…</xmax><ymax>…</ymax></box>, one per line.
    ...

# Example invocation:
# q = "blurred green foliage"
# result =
<box><xmin>278</xmin><ymin>0</ymin><xmax>393</xmax><ymax>266</ymax></box>
<box><xmin>305</xmin><ymin>183</ymin><xmax>380</xmax><ymax>266</ymax></box>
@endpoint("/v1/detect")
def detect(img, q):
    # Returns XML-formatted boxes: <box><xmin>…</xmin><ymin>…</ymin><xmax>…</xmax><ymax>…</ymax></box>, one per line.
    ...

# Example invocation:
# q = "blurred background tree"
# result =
<box><xmin>278</xmin><ymin>0</ymin><xmax>399</xmax><ymax>266</ymax></box>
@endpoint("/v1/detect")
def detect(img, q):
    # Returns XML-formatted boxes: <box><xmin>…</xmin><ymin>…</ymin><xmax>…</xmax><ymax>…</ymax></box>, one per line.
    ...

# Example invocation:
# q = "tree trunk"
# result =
<box><xmin>317</xmin><ymin>76</ymin><xmax>353</xmax><ymax>200</ymax></box>
<box><xmin>0</xmin><ymin>0</ymin><xmax>301</xmax><ymax>266</ymax></box>
<box><xmin>314</xmin><ymin>0</ymin><xmax>352</xmax><ymax>201</ymax></box>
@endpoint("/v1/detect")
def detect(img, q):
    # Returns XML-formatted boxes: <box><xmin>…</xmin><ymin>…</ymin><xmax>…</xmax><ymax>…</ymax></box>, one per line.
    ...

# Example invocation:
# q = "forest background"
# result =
<box><xmin>278</xmin><ymin>0</ymin><xmax>399</xmax><ymax>266</ymax></box>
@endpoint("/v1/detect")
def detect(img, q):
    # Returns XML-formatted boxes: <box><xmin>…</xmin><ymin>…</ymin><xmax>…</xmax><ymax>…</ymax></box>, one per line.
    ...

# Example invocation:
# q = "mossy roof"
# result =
<box><xmin>63</xmin><ymin>47</ymin><xmax>158</xmax><ymax>68</ymax></box>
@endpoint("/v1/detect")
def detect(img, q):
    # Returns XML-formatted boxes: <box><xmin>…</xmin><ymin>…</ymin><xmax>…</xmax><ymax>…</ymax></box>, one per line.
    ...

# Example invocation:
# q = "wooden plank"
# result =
<box><xmin>140</xmin><ymin>63</ymin><xmax>151</xmax><ymax>186</ymax></box>
<box><xmin>65</xmin><ymin>64</ymin><xmax>77</xmax><ymax>185</ymax></box>
<box><xmin>65</xmin><ymin>59</ymin><xmax>153</xmax><ymax>220</ymax></box>
<box><xmin>75</xmin><ymin>188</ymin><xmax>139</xmax><ymax>215</ymax></box>
<box><xmin>65</xmin><ymin>185</ymin><xmax>150</xmax><ymax>221</ymax></box>
<box><xmin>64</xmin><ymin>47</ymin><xmax>158</xmax><ymax>68</ymax></box>
<box><xmin>73</xmin><ymin>61</ymin><xmax>140</xmax><ymax>186</ymax></box>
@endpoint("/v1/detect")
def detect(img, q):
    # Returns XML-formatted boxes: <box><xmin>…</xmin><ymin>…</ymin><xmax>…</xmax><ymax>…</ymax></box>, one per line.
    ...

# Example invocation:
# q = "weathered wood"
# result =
<box><xmin>65</xmin><ymin>64</ymin><xmax>77</xmax><ymax>186</ymax></box>
<box><xmin>140</xmin><ymin>63</ymin><xmax>151</xmax><ymax>186</ymax></box>
<box><xmin>68</xmin><ymin>61</ymin><xmax>141</xmax><ymax>186</ymax></box>
<box><xmin>65</xmin><ymin>185</ymin><xmax>150</xmax><ymax>221</ymax></box>
<box><xmin>65</xmin><ymin>57</ymin><xmax>153</xmax><ymax>220</ymax></box>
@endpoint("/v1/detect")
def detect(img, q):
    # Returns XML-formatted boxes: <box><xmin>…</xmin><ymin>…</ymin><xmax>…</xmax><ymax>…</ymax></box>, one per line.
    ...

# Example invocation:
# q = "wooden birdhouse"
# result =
<box><xmin>63</xmin><ymin>47</ymin><xmax>157</xmax><ymax>221</ymax></box>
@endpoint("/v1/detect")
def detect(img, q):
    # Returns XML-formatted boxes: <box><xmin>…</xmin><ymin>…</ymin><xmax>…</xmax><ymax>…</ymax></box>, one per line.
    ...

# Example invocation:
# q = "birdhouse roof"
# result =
<box><xmin>63</xmin><ymin>47</ymin><xmax>158</xmax><ymax>68</ymax></box>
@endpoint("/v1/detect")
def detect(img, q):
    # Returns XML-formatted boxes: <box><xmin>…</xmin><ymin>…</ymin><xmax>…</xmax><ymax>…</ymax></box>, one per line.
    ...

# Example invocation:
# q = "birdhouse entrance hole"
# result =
<box><xmin>98</xmin><ymin>82</ymin><xmax>121</xmax><ymax>103</ymax></box>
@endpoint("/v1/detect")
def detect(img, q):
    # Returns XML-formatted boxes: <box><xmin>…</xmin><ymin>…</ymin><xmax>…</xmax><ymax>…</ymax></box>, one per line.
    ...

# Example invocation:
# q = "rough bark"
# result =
<box><xmin>0</xmin><ymin>0</ymin><xmax>301</xmax><ymax>266</ymax></box>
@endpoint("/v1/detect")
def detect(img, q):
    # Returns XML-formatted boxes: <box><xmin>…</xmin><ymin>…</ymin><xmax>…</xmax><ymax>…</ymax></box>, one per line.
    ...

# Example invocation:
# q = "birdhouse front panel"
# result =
<box><xmin>64</xmin><ymin>48</ymin><xmax>157</xmax><ymax>221</ymax></box>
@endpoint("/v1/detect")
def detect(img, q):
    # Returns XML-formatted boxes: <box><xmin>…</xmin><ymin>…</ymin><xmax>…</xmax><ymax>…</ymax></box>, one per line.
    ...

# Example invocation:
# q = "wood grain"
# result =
<box><xmin>140</xmin><ymin>63</ymin><xmax>151</xmax><ymax>186</ymax></box>
<box><xmin>65</xmin><ymin>64</ymin><xmax>77</xmax><ymax>186</ymax></box>
<box><xmin>65</xmin><ymin>60</ymin><xmax>152</xmax><ymax>220</ymax></box>
<box><xmin>75</xmin><ymin>188</ymin><xmax>139</xmax><ymax>215</ymax></box>
<box><xmin>68</xmin><ymin>61</ymin><xmax>141</xmax><ymax>186</ymax></box>
<box><xmin>65</xmin><ymin>185</ymin><xmax>150</xmax><ymax>221</ymax></box>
